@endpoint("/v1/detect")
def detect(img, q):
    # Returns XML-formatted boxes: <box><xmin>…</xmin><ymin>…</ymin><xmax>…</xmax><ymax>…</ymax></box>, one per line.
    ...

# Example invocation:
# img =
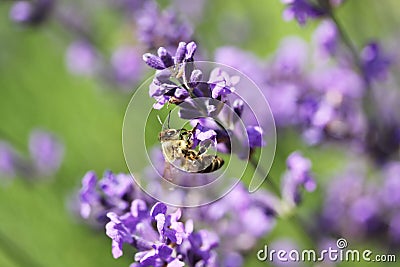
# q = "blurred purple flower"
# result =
<box><xmin>113</xmin><ymin>0</ymin><xmax>147</xmax><ymax>14</ymax></box>
<box><xmin>111</xmin><ymin>47</ymin><xmax>144</xmax><ymax>87</ymax></box>
<box><xmin>79</xmin><ymin>171</ymin><xmax>99</xmax><ymax>219</ymax></box>
<box><xmin>136</xmin><ymin>1</ymin><xmax>193</xmax><ymax>49</ymax></box>
<box><xmin>264</xmin><ymin>83</ymin><xmax>302</xmax><ymax>127</ymax></box>
<box><xmin>29</xmin><ymin>130</ymin><xmax>64</xmax><ymax>176</ymax></box>
<box><xmin>272</xmin><ymin>36</ymin><xmax>309</xmax><ymax>76</ymax></box>
<box><xmin>311</xmin><ymin>65</ymin><xmax>364</xmax><ymax>98</ymax></box>
<box><xmin>269</xmin><ymin>239</ymin><xmax>301</xmax><ymax>267</ymax></box>
<box><xmin>349</xmin><ymin>196</ymin><xmax>379</xmax><ymax>224</ymax></box>
<box><xmin>389</xmin><ymin>214</ymin><xmax>400</xmax><ymax>242</ymax></box>
<box><xmin>282</xmin><ymin>152</ymin><xmax>316</xmax><ymax>206</ymax></box>
<box><xmin>282</xmin><ymin>0</ymin><xmax>326</xmax><ymax>25</ymax></box>
<box><xmin>9</xmin><ymin>1</ymin><xmax>32</xmax><ymax>23</ymax></box>
<box><xmin>9</xmin><ymin>0</ymin><xmax>55</xmax><ymax>25</ymax></box>
<box><xmin>319</xmin><ymin>162</ymin><xmax>400</xmax><ymax>243</ymax></box>
<box><xmin>79</xmin><ymin>171</ymin><xmax>149</xmax><ymax>225</ymax></box>
<box><xmin>66</xmin><ymin>41</ymin><xmax>98</xmax><ymax>76</ymax></box>
<box><xmin>381</xmin><ymin>162</ymin><xmax>400</xmax><ymax>208</ymax></box>
<box><xmin>186</xmin><ymin>182</ymin><xmax>276</xmax><ymax>256</ymax></box>
<box><xmin>313</xmin><ymin>20</ymin><xmax>338</xmax><ymax>57</ymax></box>
<box><xmin>0</xmin><ymin>142</ymin><xmax>17</xmax><ymax>178</ymax></box>
<box><xmin>361</xmin><ymin>42</ymin><xmax>391</xmax><ymax>83</ymax></box>
<box><xmin>214</xmin><ymin>46</ymin><xmax>266</xmax><ymax>86</ymax></box>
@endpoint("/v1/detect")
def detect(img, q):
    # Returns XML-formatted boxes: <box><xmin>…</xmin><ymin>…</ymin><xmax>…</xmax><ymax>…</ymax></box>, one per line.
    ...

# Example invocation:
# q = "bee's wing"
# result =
<box><xmin>198</xmin><ymin>139</ymin><xmax>214</xmax><ymax>155</ymax></box>
<box><xmin>161</xmin><ymin>141</ymin><xmax>182</xmax><ymax>181</ymax></box>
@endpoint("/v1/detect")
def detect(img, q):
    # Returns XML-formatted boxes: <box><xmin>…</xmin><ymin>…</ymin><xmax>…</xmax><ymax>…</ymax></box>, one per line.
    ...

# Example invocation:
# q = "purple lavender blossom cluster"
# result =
<box><xmin>73</xmin><ymin>14</ymin><xmax>319</xmax><ymax>266</ymax></box>
<box><xmin>282</xmin><ymin>0</ymin><xmax>344</xmax><ymax>25</ymax></box>
<box><xmin>78</xmin><ymin>151</ymin><xmax>315</xmax><ymax>266</ymax></box>
<box><xmin>6</xmin><ymin>0</ymin><xmax>400</xmax><ymax>265</ymax></box>
<box><xmin>277</xmin><ymin>0</ymin><xmax>400</xmax><ymax>252</ymax></box>
<box><xmin>79</xmin><ymin>171</ymin><xmax>151</xmax><ymax>225</ymax></box>
<box><xmin>319</xmin><ymin>160</ymin><xmax>400</xmax><ymax>245</ymax></box>
<box><xmin>143</xmin><ymin>41</ymin><xmax>266</xmax><ymax>158</ymax></box>
<box><xmin>136</xmin><ymin>1</ymin><xmax>193</xmax><ymax>50</ymax></box>
<box><xmin>215</xmin><ymin>23</ymin><xmax>392</xmax><ymax>158</ymax></box>
<box><xmin>0</xmin><ymin>129</ymin><xmax>64</xmax><ymax>182</ymax></box>
<box><xmin>106</xmin><ymin>200</ymin><xmax>218</xmax><ymax>266</ymax></box>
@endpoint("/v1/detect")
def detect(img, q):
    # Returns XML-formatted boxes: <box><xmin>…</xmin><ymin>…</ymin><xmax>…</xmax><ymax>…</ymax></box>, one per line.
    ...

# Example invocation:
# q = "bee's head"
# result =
<box><xmin>159</xmin><ymin>129</ymin><xmax>180</xmax><ymax>141</ymax></box>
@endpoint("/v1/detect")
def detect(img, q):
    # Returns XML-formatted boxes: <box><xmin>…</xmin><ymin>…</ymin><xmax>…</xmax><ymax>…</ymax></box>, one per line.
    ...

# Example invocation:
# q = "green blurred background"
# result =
<box><xmin>0</xmin><ymin>0</ymin><xmax>399</xmax><ymax>266</ymax></box>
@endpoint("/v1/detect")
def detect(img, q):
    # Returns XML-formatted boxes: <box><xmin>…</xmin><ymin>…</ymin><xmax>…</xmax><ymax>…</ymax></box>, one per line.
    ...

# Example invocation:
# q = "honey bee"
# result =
<box><xmin>158</xmin><ymin>126</ymin><xmax>224</xmax><ymax>181</ymax></box>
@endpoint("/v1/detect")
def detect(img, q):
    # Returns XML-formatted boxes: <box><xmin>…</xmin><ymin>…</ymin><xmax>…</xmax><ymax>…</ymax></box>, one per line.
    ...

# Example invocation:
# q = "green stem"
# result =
<box><xmin>328</xmin><ymin>10</ymin><xmax>378</xmax><ymax>135</ymax></box>
<box><xmin>288</xmin><ymin>213</ymin><xmax>316</xmax><ymax>249</ymax></box>
<box><xmin>249</xmin><ymin>154</ymin><xmax>280</xmax><ymax>195</ymax></box>
<box><xmin>328</xmin><ymin>11</ymin><xmax>362</xmax><ymax>71</ymax></box>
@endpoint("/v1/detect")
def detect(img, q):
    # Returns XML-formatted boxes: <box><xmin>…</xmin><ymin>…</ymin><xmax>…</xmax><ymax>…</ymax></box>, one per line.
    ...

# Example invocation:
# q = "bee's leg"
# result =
<box><xmin>179</xmin><ymin>129</ymin><xmax>189</xmax><ymax>140</ymax></box>
<box><xmin>163</xmin><ymin>162</ymin><xmax>173</xmax><ymax>181</ymax></box>
<box><xmin>199</xmin><ymin>146</ymin><xmax>207</xmax><ymax>155</ymax></box>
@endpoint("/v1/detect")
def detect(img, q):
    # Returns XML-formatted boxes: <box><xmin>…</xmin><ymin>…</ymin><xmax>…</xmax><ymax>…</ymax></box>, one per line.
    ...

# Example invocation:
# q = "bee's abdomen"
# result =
<box><xmin>199</xmin><ymin>156</ymin><xmax>224</xmax><ymax>173</ymax></box>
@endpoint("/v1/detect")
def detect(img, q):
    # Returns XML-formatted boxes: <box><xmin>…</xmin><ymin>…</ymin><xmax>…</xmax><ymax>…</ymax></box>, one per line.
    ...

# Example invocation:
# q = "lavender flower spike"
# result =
<box><xmin>105</xmin><ymin>201</ymin><xmax>214</xmax><ymax>266</ymax></box>
<box><xmin>157</xmin><ymin>47</ymin><xmax>174</xmax><ymax>68</ymax></box>
<box><xmin>282</xmin><ymin>0</ymin><xmax>326</xmax><ymax>25</ymax></box>
<box><xmin>282</xmin><ymin>152</ymin><xmax>316</xmax><ymax>207</ymax></box>
<box><xmin>78</xmin><ymin>170</ymin><xmax>148</xmax><ymax>225</ymax></box>
<box><xmin>361</xmin><ymin>42</ymin><xmax>391</xmax><ymax>83</ymax></box>
<box><xmin>143</xmin><ymin>53</ymin><xmax>166</xmax><ymax>70</ymax></box>
<box><xmin>175</xmin><ymin>42</ymin><xmax>187</xmax><ymax>64</ymax></box>
<box><xmin>29</xmin><ymin>129</ymin><xmax>64</xmax><ymax>176</ymax></box>
<box><xmin>0</xmin><ymin>142</ymin><xmax>17</xmax><ymax>178</ymax></box>
<box><xmin>246</xmin><ymin>126</ymin><xmax>265</xmax><ymax>148</ymax></box>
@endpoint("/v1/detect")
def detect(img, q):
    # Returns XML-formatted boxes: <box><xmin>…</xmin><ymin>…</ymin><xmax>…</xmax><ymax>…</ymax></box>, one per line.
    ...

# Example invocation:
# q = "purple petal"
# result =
<box><xmin>233</xmin><ymin>99</ymin><xmax>244</xmax><ymax>117</ymax></box>
<box><xmin>157</xmin><ymin>244</ymin><xmax>173</xmax><ymax>259</ymax></box>
<box><xmin>155</xmin><ymin>213</ymin><xmax>166</xmax><ymax>236</ymax></box>
<box><xmin>167</xmin><ymin>259</ymin><xmax>185</xmax><ymax>267</ymax></box>
<box><xmin>174</xmin><ymin>42</ymin><xmax>187</xmax><ymax>64</ymax></box>
<box><xmin>189</xmin><ymin>69</ymin><xmax>202</xmax><ymax>87</ymax></box>
<box><xmin>138</xmin><ymin>249</ymin><xmax>158</xmax><ymax>266</ymax></box>
<box><xmin>153</xmin><ymin>95</ymin><xmax>170</xmax><ymax>109</ymax></box>
<box><xmin>143</xmin><ymin>53</ymin><xmax>165</xmax><ymax>70</ymax></box>
<box><xmin>131</xmin><ymin>199</ymin><xmax>148</xmax><ymax>218</ymax></box>
<box><xmin>246</xmin><ymin>126</ymin><xmax>265</xmax><ymax>148</ymax></box>
<box><xmin>158</xmin><ymin>47</ymin><xmax>174</xmax><ymax>68</ymax></box>
<box><xmin>185</xmin><ymin>41</ymin><xmax>197</xmax><ymax>60</ymax></box>
<box><xmin>174</xmin><ymin>88</ymin><xmax>189</xmax><ymax>100</ymax></box>
<box><xmin>150</xmin><ymin>202</ymin><xmax>167</xmax><ymax>217</ymax></box>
